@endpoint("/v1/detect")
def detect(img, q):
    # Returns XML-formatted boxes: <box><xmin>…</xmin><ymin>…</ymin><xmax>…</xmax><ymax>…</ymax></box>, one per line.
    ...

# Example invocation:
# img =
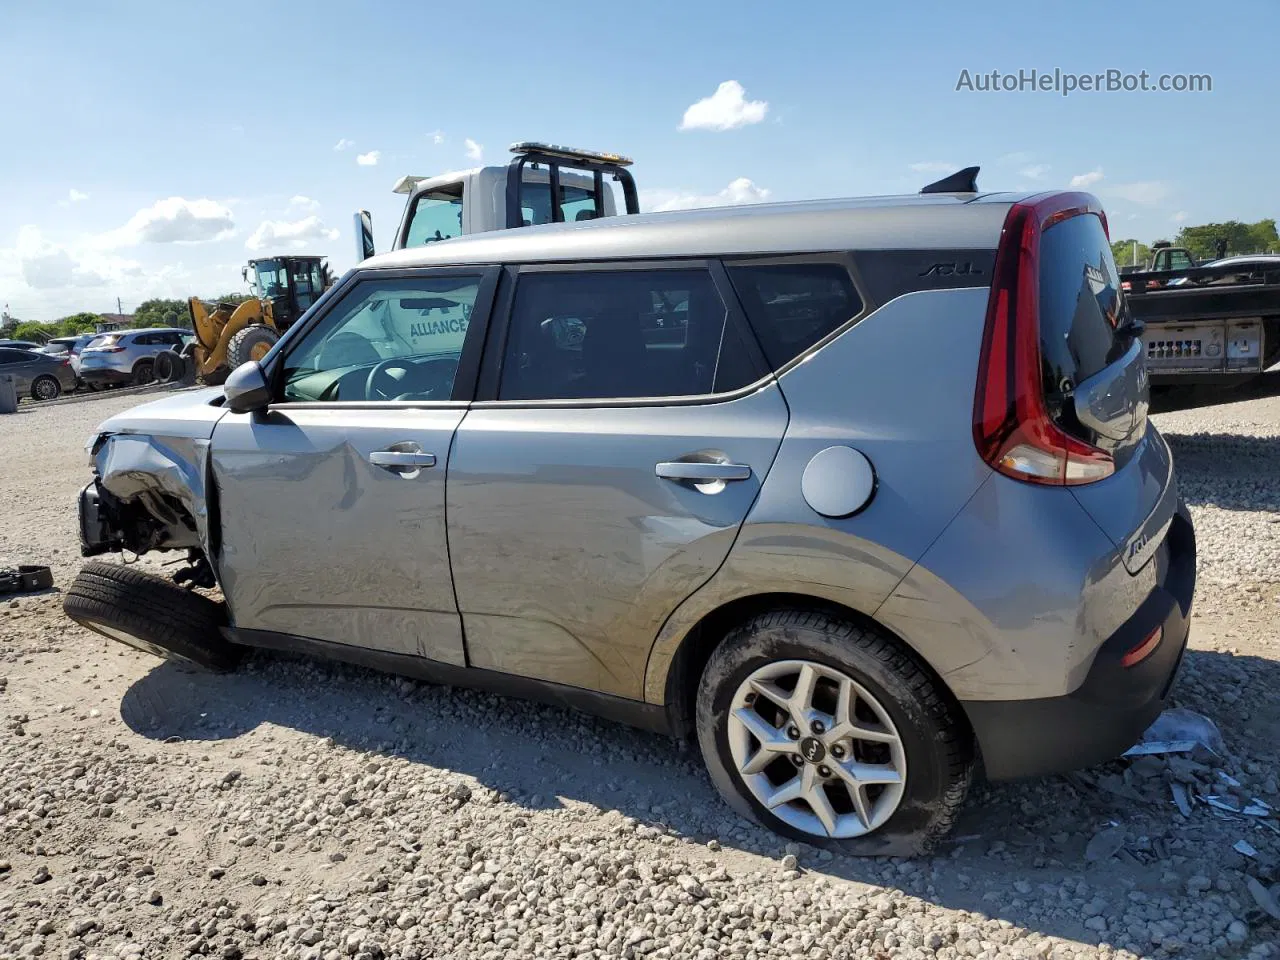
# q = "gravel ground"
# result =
<box><xmin>1</xmin><ymin>390</ymin><xmax>1278</xmax><ymax>960</ymax></box>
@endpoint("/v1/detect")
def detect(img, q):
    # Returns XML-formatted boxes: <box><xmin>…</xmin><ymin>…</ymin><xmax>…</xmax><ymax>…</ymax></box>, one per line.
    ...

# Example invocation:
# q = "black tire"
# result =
<box><xmin>132</xmin><ymin>359</ymin><xmax>154</xmax><ymax>385</ymax></box>
<box><xmin>63</xmin><ymin>561</ymin><xmax>241</xmax><ymax>672</ymax></box>
<box><xmin>153</xmin><ymin>350</ymin><xmax>184</xmax><ymax>384</ymax></box>
<box><xmin>695</xmin><ymin>609</ymin><xmax>974</xmax><ymax>857</ymax></box>
<box><xmin>31</xmin><ymin>375</ymin><xmax>61</xmax><ymax>401</ymax></box>
<box><xmin>225</xmin><ymin>325</ymin><xmax>279</xmax><ymax>370</ymax></box>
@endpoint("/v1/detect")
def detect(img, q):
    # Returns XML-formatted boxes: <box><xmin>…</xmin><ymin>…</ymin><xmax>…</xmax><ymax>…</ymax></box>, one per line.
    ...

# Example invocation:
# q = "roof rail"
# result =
<box><xmin>920</xmin><ymin>165</ymin><xmax>980</xmax><ymax>195</ymax></box>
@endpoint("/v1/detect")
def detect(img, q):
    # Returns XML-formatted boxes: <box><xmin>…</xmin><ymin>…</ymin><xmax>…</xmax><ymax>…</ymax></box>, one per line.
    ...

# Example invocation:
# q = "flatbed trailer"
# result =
<box><xmin>1124</xmin><ymin>261</ymin><xmax>1280</xmax><ymax>400</ymax></box>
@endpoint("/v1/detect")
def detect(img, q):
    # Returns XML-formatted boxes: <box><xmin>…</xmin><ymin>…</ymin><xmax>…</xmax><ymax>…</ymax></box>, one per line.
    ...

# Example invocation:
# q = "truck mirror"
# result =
<box><xmin>354</xmin><ymin>210</ymin><xmax>375</xmax><ymax>262</ymax></box>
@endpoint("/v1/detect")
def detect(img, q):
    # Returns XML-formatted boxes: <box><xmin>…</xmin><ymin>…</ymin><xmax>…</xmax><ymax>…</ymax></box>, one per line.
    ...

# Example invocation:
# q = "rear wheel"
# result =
<box><xmin>695</xmin><ymin>609</ymin><xmax>973</xmax><ymax>856</ymax></box>
<box><xmin>63</xmin><ymin>561</ymin><xmax>240</xmax><ymax>672</ymax></box>
<box><xmin>225</xmin><ymin>325</ymin><xmax>279</xmax><ymax>370</ymax></box>
<box><xmin>132</xmin><ymin>360</ymin><xmax>154</xmax><ymax>385</ymax></box>
<box><xmin>31</xmin><ymin>375</ymin><xmax>61</xmax><ymax>401</ymax></box>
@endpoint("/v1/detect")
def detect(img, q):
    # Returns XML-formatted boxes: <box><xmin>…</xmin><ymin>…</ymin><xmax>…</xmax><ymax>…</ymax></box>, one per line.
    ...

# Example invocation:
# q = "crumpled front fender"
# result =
<box><xmin>94</xmin><ymin>433</ymin><xmax>213</xmax><ymax>557</ymax></box>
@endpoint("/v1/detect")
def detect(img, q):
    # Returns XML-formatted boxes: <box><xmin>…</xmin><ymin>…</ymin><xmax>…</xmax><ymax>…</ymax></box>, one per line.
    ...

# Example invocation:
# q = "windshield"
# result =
<box><xmin>404</xmin><ymin>190</ymin><xmax>464</xmax><ymax>247</ymax></box>
<box><xmin>254</xmin><ymin>260</ymin><xmax>288</xmax><ymax>297</ymax></box>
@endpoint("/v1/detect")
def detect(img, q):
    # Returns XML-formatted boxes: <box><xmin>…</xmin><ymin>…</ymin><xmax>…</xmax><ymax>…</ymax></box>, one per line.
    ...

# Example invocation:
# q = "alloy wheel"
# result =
<box><xmin>726</xmin><ymin>659</ymin><xmax>906</xmax><ymax>838</ymax></box>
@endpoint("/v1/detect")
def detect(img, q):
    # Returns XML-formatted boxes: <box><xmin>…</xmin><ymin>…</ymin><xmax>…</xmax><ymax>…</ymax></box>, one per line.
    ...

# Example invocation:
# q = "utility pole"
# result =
<box><xmin>1132</xmin><ymin>240</ymin><xmax>1138</xmax><ymax>267</ymax></box>
<box><xmin>117</xmin><ymin>297</ymin><xmax>123</xmax><ymax>315</ymax></box>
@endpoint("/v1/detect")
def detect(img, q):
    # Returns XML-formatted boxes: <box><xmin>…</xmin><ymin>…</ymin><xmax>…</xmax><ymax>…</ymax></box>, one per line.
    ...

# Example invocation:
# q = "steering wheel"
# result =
<box><xmin>364</xmin><ymin>356</ymin><xmax>459</xmax><ymax>401</ymax></box>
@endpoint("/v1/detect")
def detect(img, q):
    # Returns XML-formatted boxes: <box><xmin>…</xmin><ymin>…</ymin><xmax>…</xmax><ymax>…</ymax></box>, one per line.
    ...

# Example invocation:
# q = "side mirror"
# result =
<box><xmin>354</xmin><ymin>210</ymin><xmax>375</xmax><ymax>261</ymax></box>
<box><xmin>224</xmin><ymin>361</ymin><xmax>272</xmax><ymax>414</ymax></box>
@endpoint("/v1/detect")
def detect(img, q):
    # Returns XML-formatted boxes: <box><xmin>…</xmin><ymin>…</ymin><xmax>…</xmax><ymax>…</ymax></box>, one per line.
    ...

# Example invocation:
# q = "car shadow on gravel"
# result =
<box><xmin>117</xmin><ymin>645</ymin><xmax>1280</xmax><ymax>950</ymax></box>
<box><xmin>1163</xmin><ymin>432</ymin><xmax>1280</xmax><ymax>512</ymax></box>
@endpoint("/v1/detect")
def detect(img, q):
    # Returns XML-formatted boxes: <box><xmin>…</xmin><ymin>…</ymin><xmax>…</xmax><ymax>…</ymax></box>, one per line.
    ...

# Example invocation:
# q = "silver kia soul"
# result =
<box><xmin>68</xmin><ymin>184</ymin><xmax>1195</xmax><ymax>855</ymax></box>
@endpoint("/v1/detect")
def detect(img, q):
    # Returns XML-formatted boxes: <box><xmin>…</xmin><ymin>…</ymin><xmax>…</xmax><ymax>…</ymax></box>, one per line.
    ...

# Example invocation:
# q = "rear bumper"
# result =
<box><xmin>962</xmin><ymin>504</ymin><xmax>1196</xmax><ymax>780</ymax></box>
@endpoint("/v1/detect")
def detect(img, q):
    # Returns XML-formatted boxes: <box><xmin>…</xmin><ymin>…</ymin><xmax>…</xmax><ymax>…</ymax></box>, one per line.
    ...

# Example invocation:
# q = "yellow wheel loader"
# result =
<box><xmin>156</xmin><ymin>256</ymin><xmax>333</xmax><ymax>385</ymax></box>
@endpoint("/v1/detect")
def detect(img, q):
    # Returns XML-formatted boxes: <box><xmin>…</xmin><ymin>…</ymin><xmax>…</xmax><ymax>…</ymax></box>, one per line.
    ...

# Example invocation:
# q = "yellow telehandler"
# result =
<box><xmin>154</xmin><ymin>255</ymin><xmax>334</xmax><ymax>384</ymax></box>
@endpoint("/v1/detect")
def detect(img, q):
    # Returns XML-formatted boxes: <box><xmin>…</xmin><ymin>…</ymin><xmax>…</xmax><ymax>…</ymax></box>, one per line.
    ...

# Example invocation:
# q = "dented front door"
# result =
<box><xmin>210</xmin><ymin>407</ymin><xmax>468</xmax><ymax>664</ymax></box>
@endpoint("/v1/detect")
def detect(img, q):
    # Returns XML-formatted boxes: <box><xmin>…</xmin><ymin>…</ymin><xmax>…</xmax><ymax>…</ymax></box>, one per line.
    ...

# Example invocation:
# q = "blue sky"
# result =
<box><xmin>1</xmin><ymin>0</ymin><xmax>1275</xmax><ymax>321</ymax></box>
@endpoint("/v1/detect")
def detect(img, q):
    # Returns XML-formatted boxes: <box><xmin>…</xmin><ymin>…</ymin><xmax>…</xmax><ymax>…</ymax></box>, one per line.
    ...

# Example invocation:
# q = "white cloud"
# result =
<box><xmin>288</xmin><ymin>195</ymin><xmax>319</xmax><ymax>212</ymax></box>
<box><xmin>4</xmin><ymin>225</ymin><xmax>141</xmax><ymax>293</ymax></box>
<box><xmin>246</xmin><ymin>216</ymin><xmax>340</xmax><ymax>251</ymax></box>
<box><xmin>1069</xmin><ymin>168</ymin><xmax>1104</xmax><ymax>188</ymax></box>
<box><xmin>1019</xmin><ymin>164</ymin><xmax>1050</xmax><ymax>180</ymax></box>
<box><xmin>334</xmin><ymin>138</ymin><xmax>354</xmax><ymax>151</ymax></box>
<box><xmin>1171</xmin><ymin>210</ymin><xmax>1189</xmax><ymax>223</ymax></box>
<box><xmin>97</xmin><ymin>197</ymin><xmax>235</xmax><ymax>247</ymax></box>
<box><xmin>998</xmin><ymin>151</ymin><xmax>1033</xmax><ymax>166</ymax></box>
<box><xmin>643</xmin><ymin>177</ymin><xmax>771</xmax><ymax>213</ymax></box>
<box><xmin>909</xmin><ymin>161</ymin><xmax>957</xmax><ymax>174</ymax></box>
<box><xmin>464</xmin><ymin>138</ymin><xmax>483</xmax><ymax>162</ymax></box>
<box><xmin>430</xmin><ymin>130</ymin><xmax>446</xmax><ymax>145</ymax></box>
<box><xmin>679</xmin><ymin>80</ymin><xmax>768</xmax><ymax>132</ymax></box>
<box><xmin>1107</xmin><ymin>181</ymin><xmax>1170</xmax><ymax>204</ymax></box>
<box><xmin>356</xmin><ymin>150</ymin><xmax>381</xmax><ymax>166</ymax></box>
<box><xmin>68</xmin><ymin>188</ymin><xmax>89</xmax><ymax>203</ymax></box>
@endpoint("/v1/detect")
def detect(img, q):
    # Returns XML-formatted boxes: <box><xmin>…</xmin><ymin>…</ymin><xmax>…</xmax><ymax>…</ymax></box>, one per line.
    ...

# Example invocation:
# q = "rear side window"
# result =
<box><xmin>726</xmin><ymin>263</ymin><xmax>862</xmax><ymax>370</ymax></box>
<box><xmin>1038</xmin><ymin>214</ymin><xmax>1133</xmax><ymax>399</ymax></box>
<box><xmin>498</xmin><ymin>269</ymin><xmax>758</xmax><ymax>401</ymax></box>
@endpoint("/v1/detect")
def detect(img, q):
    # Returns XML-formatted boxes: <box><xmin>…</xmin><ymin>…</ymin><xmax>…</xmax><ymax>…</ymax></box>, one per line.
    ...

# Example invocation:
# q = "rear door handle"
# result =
<box><xmin>655</xmin><ymin>461</ymin><xmax>751</xmax><ymax>482</ymax></box>
<box><xmin>369</xmin><ymin>450</ymin><xmax>437</xmax><ymax>469</ymax></box>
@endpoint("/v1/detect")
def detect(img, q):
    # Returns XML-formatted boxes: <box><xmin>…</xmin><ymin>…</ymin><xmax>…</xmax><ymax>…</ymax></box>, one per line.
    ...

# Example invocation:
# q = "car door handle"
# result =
<box><xmin>369</xmin><ymin>451</ymin><xmax>437</xmax><ymax>469</ymax></box>
<box><xmin>655</xmin><ymin>461</ymin><xmax>752</xmax><ymax>482</ymax></box>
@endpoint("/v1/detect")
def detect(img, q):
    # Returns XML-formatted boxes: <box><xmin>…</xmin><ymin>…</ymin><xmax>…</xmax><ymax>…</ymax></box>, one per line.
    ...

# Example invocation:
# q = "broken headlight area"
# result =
<box><xmin>79</xmin><ymin>433</ymin><xmax>215</xmax><ymax>585</ymax></box>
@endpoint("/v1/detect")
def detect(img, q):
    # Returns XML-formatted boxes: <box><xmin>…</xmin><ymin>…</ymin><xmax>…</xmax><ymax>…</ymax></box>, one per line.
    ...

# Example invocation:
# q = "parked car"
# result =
<box><xmin>76</xmin><ymin>328</ymin><xmax>188</xmax><ymax>386</ymax></box>
<box><xmin>1165</xmin><ymin>253</ymin><xmax>1280</xmax><ymax>287</ymax></box>
<box><xmin>67</xmin><ymin>183</ymin><xmax>1194</xmax><ymax>855</ymax></box>
<box><xmin>0</xmin><ymin>339</ymin><xmax>43</xmax><ymax>351</ymax></box>
<box><xmin>68</xmin><ymin>333</ymin><xmax>106</xmax><ymax>381</ymax></box>
<box><xmin>0</xmin><ymin>346</ymin><xmax>78</xmax><ymax>400</ymax></box>
<box><xmin>38</xmin><ymin>336</ymin><xmax>78</xmax><ymax>357</ymax></box>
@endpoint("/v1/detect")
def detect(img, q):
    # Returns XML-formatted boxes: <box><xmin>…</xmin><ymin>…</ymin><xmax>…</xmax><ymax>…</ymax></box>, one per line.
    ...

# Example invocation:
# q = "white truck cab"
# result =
<box><xmin>354</xmin><ymin>142</ymin><xmax>639</xmax><ymax>260</ymax></box>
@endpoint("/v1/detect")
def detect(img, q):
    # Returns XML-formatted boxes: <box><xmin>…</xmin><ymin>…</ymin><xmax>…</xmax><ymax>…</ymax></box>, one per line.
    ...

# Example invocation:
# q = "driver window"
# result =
<box><xmin>279</xmin><ymin>275</ymin><xmax>482</xmax><ymax>403</ymax></box>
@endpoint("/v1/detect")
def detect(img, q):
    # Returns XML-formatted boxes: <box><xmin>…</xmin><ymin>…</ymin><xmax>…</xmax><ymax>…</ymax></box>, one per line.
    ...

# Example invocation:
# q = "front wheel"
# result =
<box><xmin>31</xmin><ymin>375</ymin><xmax>61</xmax><ymax>401</ymax></box>
<box><xmin>225</xmin><ymin>325</ymin><xmax>279</xmax><ymax>370</ymax></box>
<box><xmin>696</xmin><ymin>610</ymin><xmax>973</xmax><ymax>856</ymax></box>
<box><xmin>64</xmin><ymin>562</ymin><xmax>241</xmax><ymax>672</ymax></box>
<box><xmin>132</xmin><ymin>360</ymin><xmax>154</xmax><ymax>385</ymax></box>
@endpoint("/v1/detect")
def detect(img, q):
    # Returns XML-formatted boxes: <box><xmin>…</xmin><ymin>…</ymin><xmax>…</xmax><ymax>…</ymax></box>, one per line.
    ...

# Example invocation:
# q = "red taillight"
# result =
<box><xmin>1121</xmin><ymin>625</ymin><xmax>1163</xmax><ymax>668</ymax></box>
<box><xmin>973</xmin><ymin>192</ymin><xmax>1116</xmax><ymax>487</ymax></box>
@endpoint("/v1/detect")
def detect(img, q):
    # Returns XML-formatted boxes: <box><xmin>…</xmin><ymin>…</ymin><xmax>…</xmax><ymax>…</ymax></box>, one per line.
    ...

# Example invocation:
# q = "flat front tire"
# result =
<box><xmin>64</xmin><ymin>561</ymin><xmax>240</xmax><ymax>672</ymax></box>
<box><xmin>696</xmin><ymin>609</ymin><xmax>973</xmax><ymax>856</ymax></box>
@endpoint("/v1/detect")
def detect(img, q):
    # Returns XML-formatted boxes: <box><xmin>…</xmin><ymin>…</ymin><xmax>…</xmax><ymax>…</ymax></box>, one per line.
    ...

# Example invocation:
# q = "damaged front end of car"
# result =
<box><xmin>79</xmin><ymin>431</ymin><xmax>220</xmax><ymax>588</ymax></box>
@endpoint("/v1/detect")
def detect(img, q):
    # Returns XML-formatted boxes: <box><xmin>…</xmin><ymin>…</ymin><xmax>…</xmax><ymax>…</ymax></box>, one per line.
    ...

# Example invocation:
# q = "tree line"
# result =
<box><xmin>1</xmin><ymin>294</ymin><xmax>253</xmax><ymax>342</ymax></box>
<box><xmin>1110</xmin><ymin>218</ymin><xmax>1278</xmax><ymax>268</ymax></box>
